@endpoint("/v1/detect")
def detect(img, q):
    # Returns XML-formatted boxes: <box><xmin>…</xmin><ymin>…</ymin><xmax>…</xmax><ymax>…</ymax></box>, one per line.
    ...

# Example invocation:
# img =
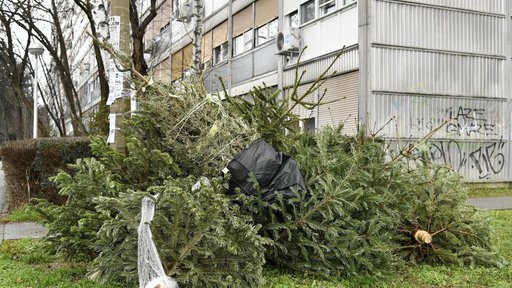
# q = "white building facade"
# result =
<box><xmin>58</xmin><ymin>0</ymin><xmax>511</xmax><ymax>182</ymax></box>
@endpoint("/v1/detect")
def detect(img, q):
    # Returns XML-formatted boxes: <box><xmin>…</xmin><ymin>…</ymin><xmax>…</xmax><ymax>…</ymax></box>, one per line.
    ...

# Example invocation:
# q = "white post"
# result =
<box><xmin>29</xmin><ymin>43</ymin><xmax>45</xmax><ymax>139</ymax></box>
<box><xmin>32</xmin><ymin>55</ymin><xmax>39</xmax><ymax>138</ymax></box>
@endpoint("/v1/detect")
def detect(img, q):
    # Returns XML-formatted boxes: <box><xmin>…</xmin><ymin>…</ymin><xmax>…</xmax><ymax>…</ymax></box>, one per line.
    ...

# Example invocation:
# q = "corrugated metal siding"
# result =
<box><xmin>283</xmin><ymin>47</ymin><xmax>359</xmax><ymax>87</ymax></box>
<box><xmin>370</xmin><ymin>93</ymin><xmax>506</xmax><ymax>140</ymax></box>
<box><xmin>373</xmin><ymin>1</ymin><xmax>505</xmax><ymax>55</ymax></box>
<box><xmin>387</xmin><ymin>139</ymin><xmax>508</xmax><ymax>181</ymax></box>
<box><xmin>395</xmin><ymin>0</ymin><xmax>505</xmax><ymax>15</ymax></box>
<box><xmin>289</xmin><ymin>71</ymin><xmax>359</xmax><ymax>135</ymax></box>
<box><xmin>290</xmin><ymin>83</ymin><xmax>317</xmax><ymax>120</ymax></box>
<box><xmin>372</xmin><ymin>47</ymin><xmax>505</xmax><ymax>98</ymax></box>
<box><xmin>318</xmin><ymin>72</ymin><xmax>359</xmax><ymax>134</ymax></box>
<box><xmin>366</xmin><ymin>0</ymin><xmax>510</xmax><ymax>182</ymax></box>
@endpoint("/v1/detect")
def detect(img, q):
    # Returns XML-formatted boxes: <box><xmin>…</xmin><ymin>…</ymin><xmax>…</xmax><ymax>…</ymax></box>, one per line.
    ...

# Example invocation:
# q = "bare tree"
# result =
<box><xmin>0</xmin><ymin>1</ymin><xmax>50</xmax><ymax>138</ymax></box>
<box><xmin>40</xmin><ymin>60</ymin><xmax>67</xmax><ymax>136</ymax></box>
<box><xmin>129</xmin><ymin>0</ymin><xmax>158</xmax><ymax>76</ymax></box>
<box><xmin>3</xmin><ymin>0</ymin><xmax>88</xmax><ymax>135</ymax></box>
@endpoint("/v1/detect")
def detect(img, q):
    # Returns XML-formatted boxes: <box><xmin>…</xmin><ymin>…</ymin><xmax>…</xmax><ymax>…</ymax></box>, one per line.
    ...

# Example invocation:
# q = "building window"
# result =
<box><xmin>213</xmin><ymin>42</ymin><xmax>228</xmax><ymax>64</ymax></box>
<box><xmin>160</xmin><ymin>21</ymin><xmax>170</xmax><ymax>33</ymax></box>
<box><xmin>255</xmin><ymin>18</ymin><xmax>278</xmax><ymax>46</ymax></box>
<box><xmin>233</xmin><ymin>29</ymin><xmax>253</xmax><ymax>56</ymax></box>
<box><xmin>287</xmin><ymin>10</ymin><xmax>299</xmax><ymax>29</ymax></box>
<box><xmin>319</xmin><ymin>0</ymin><xmax>336</xmax><ymax>16</ymax></box>
<box><xmin>342</xmin><ymin>0</ymin><xmax>356</xmax><ymax>5</ymax></box>
<box><xmin>301</xmin><ymin>118</ymin><xmax>316</xmax><ymax>133</ymax></box>
<box><xmin>300</xmin><ymin>0</ymin><xmax>315</xmax><ymax>24</ymax></box>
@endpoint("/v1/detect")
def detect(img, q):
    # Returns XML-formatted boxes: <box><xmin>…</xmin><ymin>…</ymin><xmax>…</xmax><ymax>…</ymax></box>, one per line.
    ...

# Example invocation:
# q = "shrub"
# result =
<box><xmin>89</xmin><ymin>177</ymin><xmax>268</xmax><ymax>287</ymax></box>
<box><xmin>394</xmin><ymin>153</ymin><xmax>506</xmax><ymax>267</ymax></box>
<box><xmin>0</xmin><ymin>137</ymin><xmax>91</xmax><ymax>210</ymax></box>
<box><xmin>36</xmin><ymin>135</ymin><xmax>268</xmax><ymax>287</ymax></box>
<box><xmin>35</xmin><ymin>136</ymin><xmax>181</xmax><ymax>262</ymax></box>
<box><xmin>229</xmin><ymin>127</ymin><xmax>402</xmax><ymax>277</ymax></box>
<box><xmin>136</xmin><ymin>81</ymin><xmax>256</xmax><ymax>176</ymax></box>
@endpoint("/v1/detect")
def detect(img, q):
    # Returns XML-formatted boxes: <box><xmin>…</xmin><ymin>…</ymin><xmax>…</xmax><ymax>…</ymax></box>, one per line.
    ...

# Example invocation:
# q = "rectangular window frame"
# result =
<box><xmin>233</xmin><ymin>29</ymin><xmax>254</xmax><ymax>57</ymax></box>
<box><xmin>255</xmin><ymin>18</ymin><xmax>278</xmax><ymax>46</ymax></box>
<box><xmin>300</xmin><ymin>0</ymin><xmax>315</xmax><ymax>24</ymax></box>
<box><xmin>213</xmin><ymin>42</ymin><xmax>228</xmax><ymax>65</ymax></box>
<box><xmin>319</xmin><ymin>0</ymin><xmax>336</xmax><ymax>16</ymax></box>
<box><xmin>287</xmin><ymin>10</ymin><xmax>299</xmax><ymax>29</ymax></box>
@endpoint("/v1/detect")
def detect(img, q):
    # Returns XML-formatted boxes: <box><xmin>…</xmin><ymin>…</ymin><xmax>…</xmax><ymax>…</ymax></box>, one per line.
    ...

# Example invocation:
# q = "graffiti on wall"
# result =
<box><xmin>388</xmin><ymin>138</ymin><xmax>507</xmax><ymax>180</ymax></box>
<box><xmin>410</xmin><ymin>106</ymin><xmax>499</xmax><ymax>137</ymax></box>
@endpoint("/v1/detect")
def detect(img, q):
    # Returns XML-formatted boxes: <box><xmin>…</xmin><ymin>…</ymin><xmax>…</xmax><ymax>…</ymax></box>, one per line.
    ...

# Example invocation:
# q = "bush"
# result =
<box><xmin>36</xmin><ymin>135</ymin><xmax>268</xmax><ymax>287</ymax></box>
<box><xmin>226</xmin><ymin>83</ymin><xmax>506</xmax><ymax>272</ymax></box>
<box><xmin>136</xmin><ymin>81</ymin><xmax>256</xmax><ymax>176</ymax></box>
<box><xmin>35</xmin><ymin>77</ymin><xmax>506</xmax><ymax>287</ymax></box>
<box><xmin>0</xmin><ymin>137</ymin><xmax>91</xmax><ymax>210</ymax></box>
<box><xmin>228</xmin><ymin>127</ymin><xmax>402</xmax><ymax>277</ymax></box>
<box><xmin>394</xmin><ymin>153</ymin><xmax>506</xmax><ymax>267</ymax></box>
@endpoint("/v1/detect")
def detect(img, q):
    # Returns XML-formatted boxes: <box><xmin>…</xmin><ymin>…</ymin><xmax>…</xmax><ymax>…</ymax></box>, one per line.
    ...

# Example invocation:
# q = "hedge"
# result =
<box><xmin>0</xmin><ymin>137</ymin><xmax>91</xmax><ymax>210</ymax></box>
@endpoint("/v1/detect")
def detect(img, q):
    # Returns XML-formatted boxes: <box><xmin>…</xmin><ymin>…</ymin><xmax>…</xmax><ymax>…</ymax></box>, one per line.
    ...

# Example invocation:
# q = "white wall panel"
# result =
<box><xmin>283</xmin><ymin>46</ymin><xmax>358</xmax><ymax>87</ymax></box>
<box><xmin>372</xmin><ymin>47</ymin><xmax>505</xmax><ymax>98</ymax></box>
<box><xmin>373</xmin><ymin>1</ymin><xmax>505</xmax><ymax>55</ymax></box>
<box><xmin>300</xmin><ymin>5</ymin><xmax>358</xmax><ymax>61</ymax></box>
<box><xmin>283</xmin><ymin>0</ymin><xmax>299</xmax><ymax>15</ymax></box>
<box><xmin>370</xmin><ymin>94</ymin><xmax>506</xmax><ymax>140</ymax></box>
<box><xmin>396</xmin><ymin>0</ymin><xmax>505</xmax><ymax>15</ymax></box>
<box><xmin>387</xmin><ymin>139</ymin><xmax>508</xmax><ymax>181</ymax></box>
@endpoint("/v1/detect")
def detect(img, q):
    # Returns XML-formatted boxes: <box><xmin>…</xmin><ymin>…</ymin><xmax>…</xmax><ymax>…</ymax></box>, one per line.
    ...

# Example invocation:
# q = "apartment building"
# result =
<box><xmin>56</xmin><ymin>0</ymin><xmax>511</xmax><ymax>183</ymax></box>
<box><xmin>146</xmin><ymin>0</ymin><xmax>358</xmax><ymax>131</ymax></box>
<box><xmin>52</xmin><ymin>0</ymin><xmax>108</xmax><ymax>135</ymax></box>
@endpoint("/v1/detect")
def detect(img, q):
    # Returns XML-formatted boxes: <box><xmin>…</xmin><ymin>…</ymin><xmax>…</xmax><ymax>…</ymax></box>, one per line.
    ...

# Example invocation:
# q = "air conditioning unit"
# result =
<box><xmin>175</xmin><ymin>0</ymin><xmax>193</xmax><ymax>22</ymax></box>
<box><xmin>276</xmin><ymin>27</ymin><xmax>300</xmax><ymax>55</ymax></box>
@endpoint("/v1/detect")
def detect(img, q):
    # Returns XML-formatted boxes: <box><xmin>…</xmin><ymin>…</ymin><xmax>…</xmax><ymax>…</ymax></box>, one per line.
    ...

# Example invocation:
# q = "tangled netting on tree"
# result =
<box><xmin>138</xmin><ymin>196</ymin><xmax>178</xmax><ymax>288</ymax></box>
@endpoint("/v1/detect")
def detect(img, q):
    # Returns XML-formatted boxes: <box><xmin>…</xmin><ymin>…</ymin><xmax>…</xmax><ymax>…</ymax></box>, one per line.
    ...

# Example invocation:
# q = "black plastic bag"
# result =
<box><xmin>226</xmin><ymin>139</ymin><xmax>305</xmax><ymax>203</ymax></box>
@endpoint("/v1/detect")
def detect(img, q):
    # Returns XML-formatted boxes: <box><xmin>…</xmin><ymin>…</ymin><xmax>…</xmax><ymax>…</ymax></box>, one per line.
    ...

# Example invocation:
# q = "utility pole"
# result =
<box><xmin>191</xmin><ymin>0</ymin><xmax>204</xmax><ymax>77</ymax></box>
<box><xmin>108</xmin><ymin>0</ymin><xmax>131</xmax><ymax>152</ymax></box>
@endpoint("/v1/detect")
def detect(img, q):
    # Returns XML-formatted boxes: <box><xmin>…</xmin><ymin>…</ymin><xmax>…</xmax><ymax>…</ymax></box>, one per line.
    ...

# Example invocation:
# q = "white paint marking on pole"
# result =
<box><xmin>107</xmin><ymin>16</ymin><xmax>124</xmax><ymax>106</ymax></box>
<box><xmin>107</xmin><ymin>113</ymin><xmax>117</xmax><ymax>144</ymax></box>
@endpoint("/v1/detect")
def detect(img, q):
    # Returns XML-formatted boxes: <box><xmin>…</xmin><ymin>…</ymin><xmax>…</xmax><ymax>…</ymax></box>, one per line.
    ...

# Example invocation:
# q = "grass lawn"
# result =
<box><xmin>0</xmin><ymin>239</ymin><xmax>121</xmax><ymax>288</ymax></box>
<box><xmin>467</xmin><ymin>186</ymin><xmax>512</xmax><ymax>198</ymax></box>
<box><xmin>0</xmin><ymin>204</ymin><xmax>43</xmax><ymax>224</ymax></box>
<box><xmin>0</xmin><ymin>211</ymin><xmax>511</xmax><ymax>287</ymax></box>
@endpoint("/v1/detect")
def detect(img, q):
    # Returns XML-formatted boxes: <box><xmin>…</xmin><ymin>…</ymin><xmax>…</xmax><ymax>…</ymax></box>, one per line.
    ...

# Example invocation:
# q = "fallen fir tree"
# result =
<box><xmin>34</xmin><ymin>61</ymin><xmax>506</xmax><ymax>286</ymax></box>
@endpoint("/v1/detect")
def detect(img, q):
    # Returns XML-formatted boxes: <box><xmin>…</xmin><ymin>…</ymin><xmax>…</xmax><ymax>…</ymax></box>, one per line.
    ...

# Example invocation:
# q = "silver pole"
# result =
<box><xmin>33</xmin><ymin>54</ymin><xmax>39</xmax><ymax>138</ymax></box>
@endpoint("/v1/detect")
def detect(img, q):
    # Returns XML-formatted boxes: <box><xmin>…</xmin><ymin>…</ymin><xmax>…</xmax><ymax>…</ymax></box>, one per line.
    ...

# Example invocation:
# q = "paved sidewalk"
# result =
<box><xmin>0</xmin><ymin>162</ymin><xmax>48</xmax><ymax>244</ymax></box>
<box><xmin>467</xmin><ymin>196</ymin><xmax>512</xmax><ymax>210</ymax></box>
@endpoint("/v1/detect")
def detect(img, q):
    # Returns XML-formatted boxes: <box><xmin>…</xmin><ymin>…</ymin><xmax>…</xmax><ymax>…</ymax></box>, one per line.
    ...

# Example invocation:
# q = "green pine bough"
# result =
<box><xmin>34</xmin><ymin>65</ymin><xmax>506</xmax><ymax>286</ymax></box>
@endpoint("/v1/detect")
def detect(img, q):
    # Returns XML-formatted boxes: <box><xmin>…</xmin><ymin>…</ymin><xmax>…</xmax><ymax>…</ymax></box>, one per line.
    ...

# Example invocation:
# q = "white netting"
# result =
<box><xmin>138</xmin><ymin>196</ymin><xmax>178</xmax><ymax>288</ymax></box>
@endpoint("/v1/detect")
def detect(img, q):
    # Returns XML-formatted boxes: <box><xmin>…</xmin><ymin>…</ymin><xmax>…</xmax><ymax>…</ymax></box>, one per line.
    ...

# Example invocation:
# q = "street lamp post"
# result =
<box><xmin>28</xmin><ymin>43</ymin><xmax>45</xmax><ymax>138</ymax></box>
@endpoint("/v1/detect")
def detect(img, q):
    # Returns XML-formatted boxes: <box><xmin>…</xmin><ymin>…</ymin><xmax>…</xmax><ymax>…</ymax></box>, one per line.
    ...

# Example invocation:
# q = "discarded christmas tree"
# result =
<box><xmin>34</xmin><ymin>57</ymin><xmax>506</xmax><ymax>286</ymax></box>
